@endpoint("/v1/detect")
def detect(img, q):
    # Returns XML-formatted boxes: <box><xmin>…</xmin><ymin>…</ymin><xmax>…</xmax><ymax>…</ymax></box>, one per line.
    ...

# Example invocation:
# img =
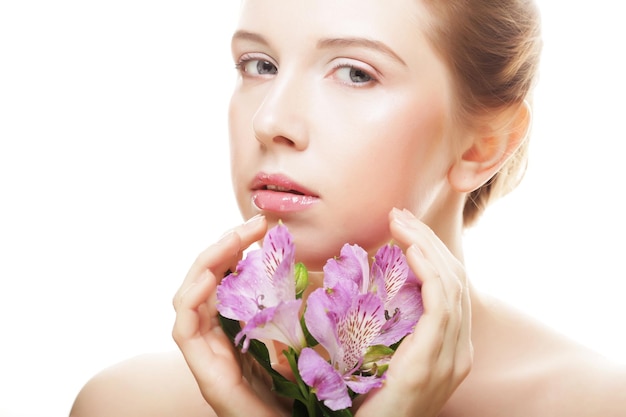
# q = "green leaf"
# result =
<box><xmin>216</xmin><ymin>318</ymin><xmax>354</xmax><ymax>416</ymax></box>
<box><xmin>217</xmin><ymin>314</ymin><xmax>241</xmax><ymax>346</ymax></box>
<box><xmin>300</xmin><ymin>311</ymin><xmax>319</xmax><ymax>347</ymax></box>
<box><xmin>218</xmin><ymin>315</ymin><xmax>300</xmax><ymax>401</ymax></box>
<box><xmin>319</xmin><ymin>404</ymin><xmax>354</xmax><ymax>417</ymax></box>
<box><xmin>218</xmin><ymin>315</ymin><xmax>273</xmax><ymax>373</ymax></box>
<box><xmin>292</xmin><ymin>399</ymin><xmax>310</xmax><ymax>417</ymax></box>
<box><xmin>274</xmin><ymin>378</ymin><xmax>307</xmax><ymax>403</ymax></box>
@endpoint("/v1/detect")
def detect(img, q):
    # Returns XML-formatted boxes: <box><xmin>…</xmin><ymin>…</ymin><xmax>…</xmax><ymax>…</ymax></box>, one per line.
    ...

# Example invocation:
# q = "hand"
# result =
<box><xmin>355</xmin><ymin>208</ymin><xmax>473</xmax><ymax>417</ymax></box>
<box><xmin>172</xmin><ymin>215</ymin><xmax>289</xmax><ymax>417</ymax></box>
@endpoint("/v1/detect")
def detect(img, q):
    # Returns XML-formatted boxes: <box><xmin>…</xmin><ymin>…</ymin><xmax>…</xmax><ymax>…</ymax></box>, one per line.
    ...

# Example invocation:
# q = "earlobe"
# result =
<box><xmin>448</xmin><ymin>101</ymin><xmax>531</xmax><ymax>193</ymax></box>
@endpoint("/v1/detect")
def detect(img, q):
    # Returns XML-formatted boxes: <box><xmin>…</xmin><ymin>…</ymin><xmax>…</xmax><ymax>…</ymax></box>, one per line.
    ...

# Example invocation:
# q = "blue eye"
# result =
<box><xmin>254</xmin><ymin>60</ymin><xmax>278</xmax><ymax>75</ymax></box>
<box><xmin>334</xmin><ymin>65</ymin><xmax>376</xmax><ymax>85</ymax></box>
<box><xmin>348</xmin><ymin>67</ymin><xmax>372</xmax><ymax>83</ymax></box>
<box><xmin>237</xmin><ymin>58</ymin><xmax>277</xmax><ymax>76</ymax></box>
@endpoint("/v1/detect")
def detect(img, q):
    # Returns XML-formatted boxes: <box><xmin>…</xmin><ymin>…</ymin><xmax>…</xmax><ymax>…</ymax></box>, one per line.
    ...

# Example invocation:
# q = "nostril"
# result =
<box><xmin>272</xmin><ymin>135</ymin><xmax>296</xmax><ymax>147</ymax></box>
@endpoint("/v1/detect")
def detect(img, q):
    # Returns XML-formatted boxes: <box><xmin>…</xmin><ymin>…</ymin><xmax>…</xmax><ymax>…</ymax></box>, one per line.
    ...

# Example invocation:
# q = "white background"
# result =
<box><xmin>1</xmin><ymin>1</ymin><xmax>624</xmax><ymax>416</ymax></box>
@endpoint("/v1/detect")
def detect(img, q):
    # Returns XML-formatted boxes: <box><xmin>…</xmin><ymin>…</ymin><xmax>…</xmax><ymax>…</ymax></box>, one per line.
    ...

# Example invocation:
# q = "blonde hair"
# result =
<box><xmin>422</xmin><ymin>0</ymin><xmax>543</xmax><ymax>227</ymax></box>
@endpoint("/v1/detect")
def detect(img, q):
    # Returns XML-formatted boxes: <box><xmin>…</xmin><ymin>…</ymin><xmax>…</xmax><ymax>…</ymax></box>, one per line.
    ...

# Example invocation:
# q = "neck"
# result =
<box><xmin>303</xmin><ymin>190</ymin><xmax>469</xmax><ymax>294</ymax></box>
<box><xmin>423</xmin><ymin>189</ymin><xmax>467</xmax><ymax>263</ymax></box>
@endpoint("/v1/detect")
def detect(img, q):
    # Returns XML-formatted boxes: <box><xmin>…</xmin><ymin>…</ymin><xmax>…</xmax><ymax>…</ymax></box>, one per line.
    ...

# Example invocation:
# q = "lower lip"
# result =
<box><xmin>252</xmin><ymin>190</ymin><xmax>319</xmax><ymax>213</ymax></box>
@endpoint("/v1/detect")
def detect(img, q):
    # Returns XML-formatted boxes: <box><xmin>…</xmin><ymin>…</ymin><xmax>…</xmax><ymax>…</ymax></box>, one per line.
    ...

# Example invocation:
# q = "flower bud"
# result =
<box><xmin>361</xmin><ymin>345</ymin><xmax>394</xmax><ymax>376</ymax></box>
<box><xmin>294</xmin><ymin>262</ymin><xmax>309</xmax><ymax>298</ymax></box>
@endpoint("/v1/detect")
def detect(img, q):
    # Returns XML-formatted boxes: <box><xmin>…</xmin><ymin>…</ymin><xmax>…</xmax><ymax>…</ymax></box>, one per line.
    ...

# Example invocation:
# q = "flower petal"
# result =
<box><xmin>237</xmin><ymin>299</ymin><xmax>305</xmax><ymax>352</ymax></box>
<box><xmin>217</xmin><ymin>223</ymin><xmax>300</xmax><ymax>325</ymax></box>
<box><xmin>336</xmin><ymin>291</ymin><xmax>386</xmax><ymax>373</ymax></box>
<box><xmin>298</xmin><ymin>348</ymin><xmax>352</xmax><ymax>411</ymax></box>
<box><xmin>305</xmin><ymin>287</ymin><xmax>344</xmax><ymax>359</ymax></box>
<box><xmin>262</xmin><ymin>223</ymin><xmax>295</xmax><ymax>277</ymax></box>
<box><xmin>216</xmin><ymin>251</ymin><xmax>268</xmax><ymax>321</ymax></box>
<box><xmin>323</xmin><ymin>244</ymin><xmax>370</xmax><ymax>292</ymax></box>
<box><xmin>374</xmin><ymin>273</ymin><xmax>423</xmax><ymax>346</ymax></box>
<box><xmin>345</xmin><ymin>373</ymin><xmax>385</xmax><ymax>395</ymax></box>
<box><xmin>373</xmin><ymin>244</ymin><xmax>409</xmax><ymax>302</ymax></box>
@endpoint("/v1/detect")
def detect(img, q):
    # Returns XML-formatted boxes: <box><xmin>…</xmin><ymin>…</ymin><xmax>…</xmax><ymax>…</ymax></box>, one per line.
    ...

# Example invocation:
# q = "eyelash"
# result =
<box><xmin>329</xmin><ymin>62</ymin><xmax>379</xmax><ymax>87</ymax></box>
<box><xmin>234</xmin><ymin>55</ymin><xmax>379</xmax><ymax>87</ymax></box>
<box><xmin>234</xmin><ymin>54</ymin><xmax>277</xmax><ymax>77</ymax></box>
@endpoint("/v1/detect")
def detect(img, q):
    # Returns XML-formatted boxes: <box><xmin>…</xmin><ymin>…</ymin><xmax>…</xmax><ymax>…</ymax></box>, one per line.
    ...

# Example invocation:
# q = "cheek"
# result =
<box><xmin>310</xmin><ymin>94</ymin><xmax>449</xmax><ymax>252</ymax></box>
<box><xmin>382</xmin><ymin>99</ymin><xmax>450</xmax><ymax>213</ymax></box>
<box><xmin>228</xmin><ymin>93</ymin><xmax>256</xmax><ymax>213</ymax></box>
<box><xmin>324</xmin><ymin>91</ymin><xmax>449</xmax><ymax>195</ymax></box>
<box><xmin>228</xmin><ymin>92</ymin><xmax>260</xmax><ymax>159</ymax></box>
<box><xmin>228</xmin><ymin>92</ymin><xmax>249</xmax><ymax>153</ymax></box>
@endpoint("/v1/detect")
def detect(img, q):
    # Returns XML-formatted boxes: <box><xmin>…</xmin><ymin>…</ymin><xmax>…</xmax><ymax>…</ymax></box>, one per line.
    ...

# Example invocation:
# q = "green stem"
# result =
<box><xmin>284</xmin><ymin>348</ymin><xmax>319</xmax><ymax>416</ymax></box>
<box><xmin>305</xmin><ymin>389</ymin><xmax>318</xmax><ymax>417</ymax></box>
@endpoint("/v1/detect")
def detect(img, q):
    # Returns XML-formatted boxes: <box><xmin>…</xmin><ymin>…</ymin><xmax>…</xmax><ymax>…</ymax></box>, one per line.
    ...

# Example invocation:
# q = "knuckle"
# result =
<box><xmin>401</xmin><ymin>365</ymin><xmax>431</xmax><ymax>389</ymax></box>
<box><xmin>193</xmin><ymin>247</ymin><xmax>211</xmax><ymax>267</ymax></box>
<box><xmin>172</xmin><ymin>293</ymin><xmax>181</xmax><ymax>310</ymax></box>
<box><xmin>450</xmin><ymin>279</ymin><xmax>464</xmax><ymax>303</ymax></box>
<box><xmin>438</xmin><ymin>306</ymin><xmax>452</xmax><ymax>329</ymax></box>
<box><xmin>171</xmin><ymin>324</ymin><xmax>182</xmax><ymax>345</ymax></box>
<box><xmin>455</xmin><ymin>345</ymin><xmax>474</xmax><ymax>380</ymax></box>
<box><xmin>451</xmin><ymin>261</ymin><xmax>466</xmax><ymax>278</ymax></box>
<box><xmin>435</xmin><ymin>362</ymin><xmax>455</xmax><ymax>382</ymax></box>
<box><xmin>460</xmin><ymin>353</ymin><xmax>473</xmax><ymax>374</ymax></box>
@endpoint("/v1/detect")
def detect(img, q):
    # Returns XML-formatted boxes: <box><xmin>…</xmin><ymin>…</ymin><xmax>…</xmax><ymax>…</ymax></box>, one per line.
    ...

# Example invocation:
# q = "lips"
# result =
<box><xmin>250</xmin><ymin>172</ymin><xmax>319</xmax><ymax>213</ymax></box>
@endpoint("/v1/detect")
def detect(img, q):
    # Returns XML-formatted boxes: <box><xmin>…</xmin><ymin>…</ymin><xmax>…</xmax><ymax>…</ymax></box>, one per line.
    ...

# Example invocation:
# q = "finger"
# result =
<box><xmin>187</xmin><ymin>213</ymin><xmax>267</xmax><ymax>284</ymax></box>
<box><xmin>172</xmin><ymin>231</ymin><xmax>237</xmax><ymax>311</ymax></box>
<box><xmin>389</xmin><ymin>208</ymin><xmax>466</xmax><ymax>335</ymax></box>
<box><xmin>391</xmin><ymin>245</ymin><xmax>448</xmax><ymax>367</ymax></box>
<box><xmin>389</xmin><ymin>209</ymin><xmax>444</xmax><ymax>261</ymax></box>
<box><xmin>172</xmin><ymin>271</ymin><xmax>236</xmax><ymax>382</ymax></box>
<box><xmin>452</xmin><ymin>280</ymin><xmax>473</xmax><ymax>381</ymax></box>
<box><xmin>389</xmin><ymin>211</ymin><xmax>468</xmax><ymax>371</ymax></box>
<box><xmin>173</xmin><ymin>214</ymin><xmax>267</xmax><ymax>309</ymax></box>
<box><xmin>172</xmin><ymin>270</ymin><xmax>214</xmax><ymax>343</ymax></box>
<box><xmin>389</xmin><ymin>209</ymin><xmax>464</xmax><ymax>325</ymax></box>
<box><xmin>171</xmin><ymin>270</ymin><xmax>234</xmax><ymax>371</ymax></box>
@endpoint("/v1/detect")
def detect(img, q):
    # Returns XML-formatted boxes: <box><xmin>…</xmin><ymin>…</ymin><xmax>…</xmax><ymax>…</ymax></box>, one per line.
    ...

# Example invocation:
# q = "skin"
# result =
<box><xmin>227</xmin><ymin>0</ymin><xmax>457</xmax><ymax>274</ymax></box>
<box><xmin>70</xmin><ymin>0</ymin><xmax>626</xmax><ymax>416</ymax></box>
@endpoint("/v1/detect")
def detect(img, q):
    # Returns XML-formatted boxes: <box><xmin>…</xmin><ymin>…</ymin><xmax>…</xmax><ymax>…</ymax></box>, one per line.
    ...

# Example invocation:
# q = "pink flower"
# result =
<box><xmin>299</xmin><ymin>243</ymin><xmax>423</xmax><ymax>410</ymax></box>
<box><xmin>324</xmin><ymin>243</ymin><xmax>423</xmax><ymax>346</ymax></box>
<box><xmin>216</xmin><ymin>223</ymin><xmax>306</xmax><ymax>352</ymax></box>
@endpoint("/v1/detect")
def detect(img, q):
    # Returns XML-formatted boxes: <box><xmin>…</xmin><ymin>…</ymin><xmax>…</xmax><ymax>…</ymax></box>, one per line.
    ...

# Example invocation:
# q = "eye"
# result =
<box><xmin>333</xmin><ymin>65</ymin><xmax>377</xmax><ymax>86</ymax></box>
<box><xmin>236</xmin><ymin>57</ymin><xmax>278</xmax><ymax>77</ymax></box>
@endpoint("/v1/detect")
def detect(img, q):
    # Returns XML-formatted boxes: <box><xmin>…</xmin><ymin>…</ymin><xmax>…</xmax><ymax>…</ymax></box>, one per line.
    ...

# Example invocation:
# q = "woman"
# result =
<box><xmin>71</xmin><ymin>0</ymin><xmax>626</xmax><ymax>416</ymax></box>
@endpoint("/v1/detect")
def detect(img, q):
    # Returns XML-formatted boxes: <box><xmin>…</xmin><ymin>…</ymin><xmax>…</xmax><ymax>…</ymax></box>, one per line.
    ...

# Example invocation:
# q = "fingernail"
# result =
<box><xmin>196</xmin><ymin>269</ymin><xmax>211</xmax><ymax>283</ymax></box>
<box><xmin>407</xmin><ymin>244</ymin><xmax>424</xmax><ymax>258</ymax></box>
<box><xmin>392</xmin><ymin>207</ymin><xmax>412</xmax><ymax>227</ymax></box>
<box><xmin>402</xmin><ymin>208</ymin><xmax>416</xmax><ymax>219</ymax></box>
<box><xmin>391</xmin><ymin>207</ymin><xmax>402</xmax><ymax>217</ymax></box>
<box><xmin>244</xmin><ymin>213</ymin><xmax>264</xmax><ymax>226</ymax></box>
<box><xmin>217</xmin><ymin>229</ymin><xmax>235</xmax><ymax>243</ymax></box>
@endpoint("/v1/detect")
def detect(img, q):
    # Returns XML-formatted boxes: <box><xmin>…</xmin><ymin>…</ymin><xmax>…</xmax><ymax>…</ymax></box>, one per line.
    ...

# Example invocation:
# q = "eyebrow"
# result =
<box><xmin>232</xmin><ymin>30</ymin><xmax>407</xmax><ymax>67</ymax></box>
<box><xmin>232</xmin><ymin>30</ymin><xmax>269</xmax><ymax>46</ymax></box>
<box><xmin>317</xmin><ymin>37</ymin><xmax>407</xmax><ymax>66</ymax></box>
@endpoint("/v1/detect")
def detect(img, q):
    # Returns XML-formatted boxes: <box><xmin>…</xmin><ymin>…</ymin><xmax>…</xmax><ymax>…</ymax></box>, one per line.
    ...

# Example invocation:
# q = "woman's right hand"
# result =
<box><xmin>172</xmin><ymin>214</ymin><xmax>288</xmax><ymax>417</ymax></box>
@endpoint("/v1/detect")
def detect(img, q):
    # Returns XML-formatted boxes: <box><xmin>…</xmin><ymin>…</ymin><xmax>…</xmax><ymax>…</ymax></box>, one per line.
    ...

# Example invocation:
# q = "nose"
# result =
<box><xmin>252</xmin><ymin>71</ymin><xmax>310</xmax><ymax>151</ymax></box>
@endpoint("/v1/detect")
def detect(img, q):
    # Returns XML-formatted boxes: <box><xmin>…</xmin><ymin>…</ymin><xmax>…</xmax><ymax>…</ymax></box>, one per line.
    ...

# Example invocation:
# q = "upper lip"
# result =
<box><xmin>251</xmin><ymin>172</ymin><xmax>318</xmax><ymax>197</ymax></box>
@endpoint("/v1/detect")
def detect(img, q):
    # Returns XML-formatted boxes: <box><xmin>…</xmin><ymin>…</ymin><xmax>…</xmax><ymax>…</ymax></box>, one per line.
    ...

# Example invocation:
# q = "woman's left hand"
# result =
<box><xmin>355</xmin><ymin>208</ymin><xmax>473</xmax><ymax>417</ymax></box>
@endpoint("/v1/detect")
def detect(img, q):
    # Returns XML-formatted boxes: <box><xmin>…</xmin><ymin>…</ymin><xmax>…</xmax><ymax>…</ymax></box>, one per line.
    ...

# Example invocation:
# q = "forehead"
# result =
<box><xmin>236</xmin><ymin>0</ymin><xmax>433</xmax><ymax>60</ymax></box>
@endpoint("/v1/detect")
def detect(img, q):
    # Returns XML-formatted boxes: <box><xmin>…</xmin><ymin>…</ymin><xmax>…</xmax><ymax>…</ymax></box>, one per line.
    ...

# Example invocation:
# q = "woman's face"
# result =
<box><xmin>229</xmin><ymin>0</ymin><xmax>458</xmax><ymax>269</ymax></box>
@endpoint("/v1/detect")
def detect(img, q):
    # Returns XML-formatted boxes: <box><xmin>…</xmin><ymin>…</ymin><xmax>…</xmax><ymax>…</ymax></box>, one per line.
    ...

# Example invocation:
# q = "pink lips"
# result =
<box><xmin>250</xmin><ymin>172</ymin><xmax>319</xmax><ymax>213</ymax></box>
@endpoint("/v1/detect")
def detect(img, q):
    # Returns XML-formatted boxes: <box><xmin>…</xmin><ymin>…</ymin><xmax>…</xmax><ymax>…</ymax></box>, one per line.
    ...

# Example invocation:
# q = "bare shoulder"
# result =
<box><xmin>70</xmin><ymin>351</ymin><xmax>215</xmax><ymax>417</ymax></box>
<box><xmin>536</xmin><ymin>345</ymin><xmax>626</xmax><ymax>416</ymax></box>
<box><xmin>445</xmin><ymin>294</ymin><xmax>626</xmax><ymax>417</ymax></box>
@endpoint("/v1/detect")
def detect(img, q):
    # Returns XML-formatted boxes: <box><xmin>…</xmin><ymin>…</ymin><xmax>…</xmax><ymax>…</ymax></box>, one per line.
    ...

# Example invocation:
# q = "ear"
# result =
<box><xmin>448</xmin><ymin>101</ymin><xmax>531</xmax><ymax>193</ymax></box>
